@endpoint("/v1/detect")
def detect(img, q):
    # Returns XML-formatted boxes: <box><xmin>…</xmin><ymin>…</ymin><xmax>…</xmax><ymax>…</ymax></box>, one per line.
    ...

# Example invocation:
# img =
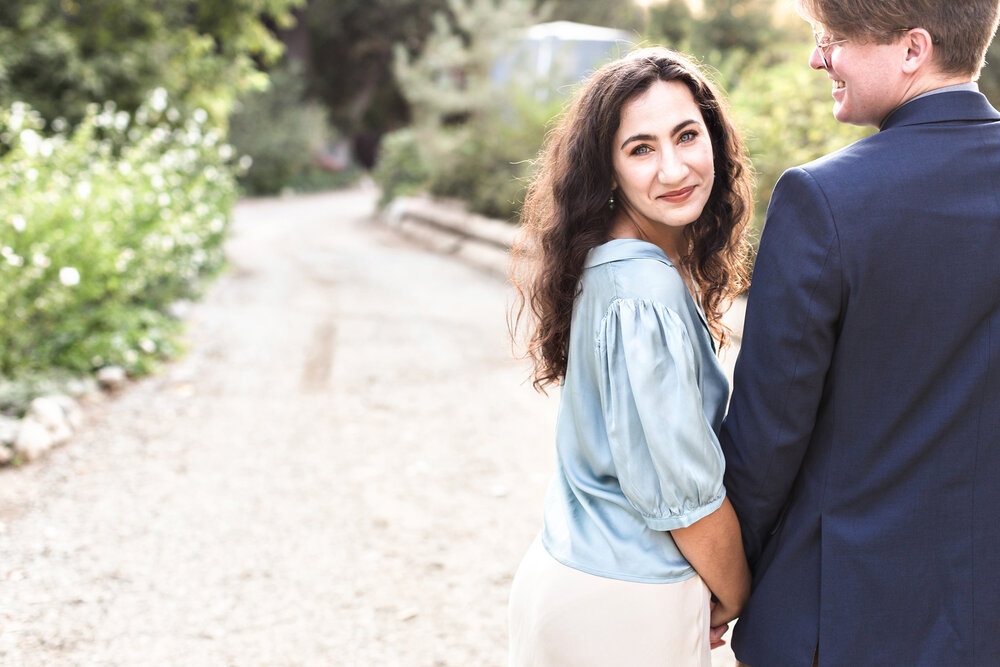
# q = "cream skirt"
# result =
<box><xmin>508</xmin><ymin>537</ymin><xmax>712</xmax><ymax>667</ymax></box>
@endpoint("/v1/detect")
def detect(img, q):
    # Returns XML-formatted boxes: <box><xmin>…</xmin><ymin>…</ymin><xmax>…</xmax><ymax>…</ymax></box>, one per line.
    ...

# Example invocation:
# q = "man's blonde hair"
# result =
<box><xmin>798</xmin><ymin>0</ymin><xmax>1000</xmax><ymax>78</ymax></box>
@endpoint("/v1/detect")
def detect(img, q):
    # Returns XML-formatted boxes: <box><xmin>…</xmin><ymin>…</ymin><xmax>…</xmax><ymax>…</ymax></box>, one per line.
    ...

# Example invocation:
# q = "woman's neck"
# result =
<box><xmin>608</xmin><ymin>211</ymin><xmax>685</xmax><ymax>265</ymax></box>
<box><xmin>607</xmin><ymin>212</ymin><xmax>697</xmax><ymax>301</ymax></box>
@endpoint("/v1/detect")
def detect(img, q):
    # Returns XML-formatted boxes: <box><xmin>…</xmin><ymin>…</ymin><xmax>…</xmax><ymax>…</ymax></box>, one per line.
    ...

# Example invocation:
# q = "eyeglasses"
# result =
<box><xmin>812</xmin><ymin>27</ymin><xmax>938</xmax><ymax>70</ymax></box>
<box><xmin>813</xmin><ymin>30</ymin><xmax>849</xmax><ymax>69</ymax></box>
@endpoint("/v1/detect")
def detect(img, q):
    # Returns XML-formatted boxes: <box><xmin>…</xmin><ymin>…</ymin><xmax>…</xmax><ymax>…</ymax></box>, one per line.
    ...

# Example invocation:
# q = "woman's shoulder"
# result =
<box><xmin>584</xmin><ymin>240</ymin><xmax>688</xmax><ymax>307</ymax></box>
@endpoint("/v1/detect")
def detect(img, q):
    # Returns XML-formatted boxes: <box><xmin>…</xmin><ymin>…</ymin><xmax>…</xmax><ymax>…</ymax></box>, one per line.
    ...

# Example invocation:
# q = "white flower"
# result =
<box><xmin>25</xmin><ymin>168</ymin><xmax>38</xmax><ymax>182</ymax></box>
<box><xmin>157</xmin><ymin>192</ymin><xmax>172</xmax><ymax>207</ymax></box>
<box><xmin>124</xmin><ymin>349</ymin><xmax>139</xmax><ymax>364</ymax></box>
<box><xmin>193</xmin><ymin>108</ymin><xmax>208</xmax><ymax>124</ymax></box>
<box><xmin>219</xmin><ymin>144</ymin><xmax>235</xmax><ymax>160</ymax></box>
<box><xmin>59</xmin><ymin>267</ymin><xmax>81</xmax><ymax>286</ymax></box>
<box><xmin>10</xmin><ymin>215</ymin><xmax>26</xmax><ymax>232</ymax></box>
<box><xmin>32</xmin><ymin>253</ymin><xmax>50</xmax><ymax>268</ymax></box>
<box><xmin>2</xmin><ymin>247</ymin><xmax>24</xmax><ymax>267</ymax></box>
<box><xmin>114</xmin><ymin>111</ymin><xmax>130</xmax><ymax>132</ymax></box>
<box><xmin>75</xmin><ymin>181</ymin><xmax>92</xmax><ymax>199</ymax></box>
<box><xmin>150</xmin><ymin>88</ymin><xmax>169</xmax><ymax>113</ymax></box>
<box><xmin>166</xmin><ymin>108</ymin><xmax>180</xmax><ymax>123</ymax></box>
<box><xmin>51</xmin><ymin>117</ymin><xmax>68</xmax><ymax>133</ymax></box>
<box><xmin>19</xmin><ymin>129</ymin><xmax>41</xmax><ymax>156</ymax></box>
<box><xmin>9</xmin><ymin>103</ymin><xmax>26</xmax><ymax>132</ymax></box>
<box><xmin>138</xmin><ymin>338</ymin><xmax>156</xmax><ymax>353</ymax></box>
<box><xmin>238</xmin><ymin>155</ymin><xmax>253</xmax><ymax>170</ymax></box>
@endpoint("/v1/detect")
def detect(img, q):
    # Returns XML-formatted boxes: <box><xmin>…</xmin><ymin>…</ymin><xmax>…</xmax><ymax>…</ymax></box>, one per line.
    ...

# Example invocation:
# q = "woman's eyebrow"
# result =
<box><xmin>619</xmin><ymin>120</ymin><xmax>700</xmax><ymax>150</ymax></box>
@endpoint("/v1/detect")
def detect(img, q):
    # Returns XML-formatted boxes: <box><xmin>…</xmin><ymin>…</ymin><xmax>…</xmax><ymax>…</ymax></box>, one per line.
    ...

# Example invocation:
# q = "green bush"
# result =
<box><xmin>372</xmin><ymin>127</ymin><xmax>433</xmax><ymax>206</ymax></box>
<box><xmin>428</xmin><ymin>94</ymin><xmax>558</xmax><ymax>220</ymax></box>
<box><xmin>228</xmin><ymin>64</ymin><xmax>354</xmax><ymax>196</ymax></box>
<box><xmin>0</xmin><ymin>91</ymin><xmax>239</xmax><ymax>380</ymax></box>
<box><xmin>374</xmin><ymin>91</ymin><xmax>559</xmax><ymax>220</ymax></box>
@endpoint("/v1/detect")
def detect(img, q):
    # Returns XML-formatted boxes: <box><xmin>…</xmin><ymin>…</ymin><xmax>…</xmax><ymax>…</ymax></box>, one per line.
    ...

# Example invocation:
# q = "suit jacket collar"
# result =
<box><xmin>880</xmin><ymin>90</ymin><xmax>1000</xmax><ymax>131</ymax></box>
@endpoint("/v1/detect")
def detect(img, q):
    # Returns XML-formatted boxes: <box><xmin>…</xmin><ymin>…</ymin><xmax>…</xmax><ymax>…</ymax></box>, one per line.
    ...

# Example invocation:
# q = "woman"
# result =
<box><xmin>507</xmin><ymin>48</ymin><xmax>752</xmax><ymax>666</ymax></box>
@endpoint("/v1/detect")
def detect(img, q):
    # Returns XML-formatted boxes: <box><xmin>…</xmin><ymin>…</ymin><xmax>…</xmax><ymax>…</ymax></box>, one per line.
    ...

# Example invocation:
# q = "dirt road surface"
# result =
<box><xmin>0</xmin><ymin>184</ymin><xmax>737</xmax><ymax>666</ymax></box>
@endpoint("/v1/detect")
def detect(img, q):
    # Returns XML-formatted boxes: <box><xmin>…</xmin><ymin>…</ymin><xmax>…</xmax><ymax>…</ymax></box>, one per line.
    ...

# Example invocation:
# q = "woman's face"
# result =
<box><xmin>611</xmin><ymin>80</ymin><xmax>715</xmax><ymax>237</ymax></box>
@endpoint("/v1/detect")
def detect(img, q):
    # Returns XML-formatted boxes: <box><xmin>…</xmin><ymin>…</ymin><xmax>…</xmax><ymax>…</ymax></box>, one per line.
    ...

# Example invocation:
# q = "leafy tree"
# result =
<box><xmin>299</xmin><ymin>0</ymin><xmax>450</xmax><ymax>166</ymax></box>
<box><xmin>0</xmin><ymin>0</ymin><xmax>303</xmax><ymax>125</ymax></box>
<box><xmin>648</xmin><ymin>0</ymin><xmax>694</xmax><ymax>48</ymax></box>
<box><xmin>543</xmin><ymin>0</ymin><xmax>643</xmax><ymax>30</ymax></box>
<box><xmin>690</xmin><ymin>0</ymin><xmax>779</xmax><ymax>57</ymax></box>
<box><xmin>375</xmin><ymin>0</ymin><xmax>553</xmax><ymax>218</ymax></box>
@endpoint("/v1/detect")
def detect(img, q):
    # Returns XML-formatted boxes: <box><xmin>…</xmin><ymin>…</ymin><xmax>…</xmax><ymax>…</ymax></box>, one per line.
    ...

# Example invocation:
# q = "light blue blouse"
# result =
<box><xmin>540</xmin><ymin>238</ymin><xmax>729</xmax><ymax>583</ymax></box>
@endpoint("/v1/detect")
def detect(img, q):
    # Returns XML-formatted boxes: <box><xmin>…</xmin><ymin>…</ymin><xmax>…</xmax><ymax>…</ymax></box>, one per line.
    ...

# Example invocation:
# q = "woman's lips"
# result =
<box><xmin>658</xmin><ymin>186</ymin><xmax>696</xmax><ymax>203</ymax></box>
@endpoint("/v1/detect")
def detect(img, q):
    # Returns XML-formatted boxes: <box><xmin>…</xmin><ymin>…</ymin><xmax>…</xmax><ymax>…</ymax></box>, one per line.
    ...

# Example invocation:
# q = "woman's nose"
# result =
<box><xmin>657</xmin><ymin>153</ymin><xmax>688</xmax><ymax>184</ymax></box>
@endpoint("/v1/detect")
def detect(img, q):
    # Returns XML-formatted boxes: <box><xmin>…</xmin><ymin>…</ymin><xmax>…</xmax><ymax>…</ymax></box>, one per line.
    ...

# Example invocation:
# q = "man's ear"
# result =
<box><xmin>901</xmin><ymin>28</ymin><xmax>934</xmax><ymax>74</ymax></box>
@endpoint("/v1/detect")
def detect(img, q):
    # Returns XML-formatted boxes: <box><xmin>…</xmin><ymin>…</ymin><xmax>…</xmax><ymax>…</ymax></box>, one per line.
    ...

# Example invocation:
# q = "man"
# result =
<box><xmin>720</xmin><ymin>1</ymin><xmax>1000</xmax><ymax>665</ymax></box>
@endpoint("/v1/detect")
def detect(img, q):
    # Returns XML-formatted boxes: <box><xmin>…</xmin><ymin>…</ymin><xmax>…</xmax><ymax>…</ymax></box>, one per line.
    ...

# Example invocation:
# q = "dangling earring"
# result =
<box><xmin>608</xmin><ymin>191</ymin><xmax>616</xmax><ymax>210</ymax></box>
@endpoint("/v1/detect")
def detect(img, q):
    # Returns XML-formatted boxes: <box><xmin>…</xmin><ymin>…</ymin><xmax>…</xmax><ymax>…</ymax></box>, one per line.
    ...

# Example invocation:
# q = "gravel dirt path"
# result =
<box><xmin>0</xmin><ymin>184</ymin><xmax>737</xmax><ymax>666</ymax></box>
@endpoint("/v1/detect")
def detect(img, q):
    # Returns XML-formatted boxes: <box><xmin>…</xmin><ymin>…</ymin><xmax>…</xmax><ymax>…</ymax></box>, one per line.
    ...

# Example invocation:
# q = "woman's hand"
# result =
<box><xmin>710</xmin><ymin>597</ymin><xmax>741</xmax><ymax>627</ymax></box>
<box><xmin>709</xmin><ymin>611</ymin><xmax>729</xmax><ymax>649</ymax></box>
<box><xmin>670</xmin><ymin>497</ymin><xmax>750</xmax><ymax>637</ymax></box>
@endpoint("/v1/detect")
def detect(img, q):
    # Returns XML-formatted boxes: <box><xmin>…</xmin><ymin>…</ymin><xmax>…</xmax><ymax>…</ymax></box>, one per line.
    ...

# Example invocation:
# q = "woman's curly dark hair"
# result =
<box><xmin>509</xmin><ymin>47</ymin><xmax>753</xmax><ymax>392</ymax></box>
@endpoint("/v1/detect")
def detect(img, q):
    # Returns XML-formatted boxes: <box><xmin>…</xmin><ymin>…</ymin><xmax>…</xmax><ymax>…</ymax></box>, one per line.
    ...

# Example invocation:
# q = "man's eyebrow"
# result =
<box><xmin>619</xmin><ymin>120</ymin><xmax>700</xmax><ymax>150</ymax></box>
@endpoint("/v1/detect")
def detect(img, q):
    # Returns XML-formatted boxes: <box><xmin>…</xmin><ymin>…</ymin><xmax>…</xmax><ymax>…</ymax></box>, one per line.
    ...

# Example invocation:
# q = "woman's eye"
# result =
<box><xmin>630</xmin><ymin>144</ymin><xmax>652</xmax><ymax>156</ymax></box>
<box><xmin>679</xmin><ymin>130</ymin><xmax>698</xmax><ymax>143</ymax></box>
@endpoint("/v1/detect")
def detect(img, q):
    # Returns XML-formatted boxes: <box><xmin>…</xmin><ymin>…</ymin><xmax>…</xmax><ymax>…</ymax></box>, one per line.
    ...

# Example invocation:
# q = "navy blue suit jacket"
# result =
<box><xmin>721</xmin><ymin>90</ymin><xmax>1000</xmax><ymax>666</ymax></box>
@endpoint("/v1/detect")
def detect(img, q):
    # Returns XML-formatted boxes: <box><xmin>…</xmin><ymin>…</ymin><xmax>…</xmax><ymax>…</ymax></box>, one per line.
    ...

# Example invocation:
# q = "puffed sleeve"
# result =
<box><xmin>596</xmin><ymin>297</ymin><xmax>726</xmax><ymax>531</ymax></box>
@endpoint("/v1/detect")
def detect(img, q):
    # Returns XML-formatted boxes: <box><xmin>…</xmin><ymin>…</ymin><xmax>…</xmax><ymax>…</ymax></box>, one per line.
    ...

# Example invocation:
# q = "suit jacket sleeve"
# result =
<box><xmin>720</xmin><ymin>166</ymin><xmax>843</xmax><ymax>568</ymax></box>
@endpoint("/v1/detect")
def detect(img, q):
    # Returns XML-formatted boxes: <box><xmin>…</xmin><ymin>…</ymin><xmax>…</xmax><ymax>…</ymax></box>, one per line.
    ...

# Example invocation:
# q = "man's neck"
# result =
<box><xmin>901</xmin><ymin>72</ymin><xmax>975</xmax><ymax>105</ymax></box>
<box><xmin>879</xmin><ymin>74</ymin><xmax>976</xmax><ymax>128</ymax></box>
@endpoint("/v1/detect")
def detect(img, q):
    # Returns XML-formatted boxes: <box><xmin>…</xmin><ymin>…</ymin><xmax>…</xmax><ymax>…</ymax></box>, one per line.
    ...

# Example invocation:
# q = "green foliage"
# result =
<box><xmin>228</xmin><ymin>63</ymin><xmax>347</xmax><ymax>196</ymax></box>
<box><xmin>300</xmin><ymin>0</ymin><xmax>451</xmax><ymax>164</ymax></box>
<box><xmin>647</xmin><ymin>0</ymin><xmax>694</xmax><ymax>47</ymax></box>
<box><xmin>375</xmin><ymin>93</ymin><xmax>557</xmax><ymax>219</ymax></box>
<box><xmin>0</xmin><ymin>93</ymin><xmax>239</xmax><ymax>379</ymax></box>
<box><xmin>544</xmin><ymin>0</ymin><xmax>642</xmax><ymax>30</ymax></box>
<box><xmin>978</xmin><ymin>36</ymin><xmax>1000</xmax><ymax>107</ymax></box>
<box><xmin>689</xmin><ymin>0</ymin><xmax>780</xmax><ymax>58</ymax></box>
<box><xmin>0</xmin><ymin>0</ymin><xmax>303</xmax><ymax>126</ymax></box>
<box><xmin>372</xmin><ymin>128</ymin><xmax>433</xmax><ymax>206</ymax></box>
<box><xmin>373</xmin><ymin>0</ymin><xmax>549</xmax><ymax>220</ymax></box>
<box><xmin>729</xmin><ymin>42</ymin><xmax>873</xmax><ymax>241</ymax></box>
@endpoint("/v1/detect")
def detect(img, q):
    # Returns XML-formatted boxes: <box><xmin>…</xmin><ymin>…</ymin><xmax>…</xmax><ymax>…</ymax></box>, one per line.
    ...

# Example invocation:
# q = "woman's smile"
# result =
<box><xmin>657</xmin><ymin>185</ymin><xmax>698</xmax><ymax>203</ymax></box>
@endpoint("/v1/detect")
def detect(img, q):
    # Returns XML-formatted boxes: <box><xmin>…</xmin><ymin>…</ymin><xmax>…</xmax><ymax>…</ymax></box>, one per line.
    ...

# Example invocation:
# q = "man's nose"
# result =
<box><xmin>809</xmin><ymin>47</ymin><xmax>828</xmax><ymax>70</ymax></box>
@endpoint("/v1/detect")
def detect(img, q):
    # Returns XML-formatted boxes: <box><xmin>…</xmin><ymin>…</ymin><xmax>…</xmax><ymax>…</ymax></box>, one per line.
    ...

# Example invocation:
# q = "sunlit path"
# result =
<box><xmin>0</xmin><ymin>183</ymin><xmax>737</xmax><ymax>665</ymax></box>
